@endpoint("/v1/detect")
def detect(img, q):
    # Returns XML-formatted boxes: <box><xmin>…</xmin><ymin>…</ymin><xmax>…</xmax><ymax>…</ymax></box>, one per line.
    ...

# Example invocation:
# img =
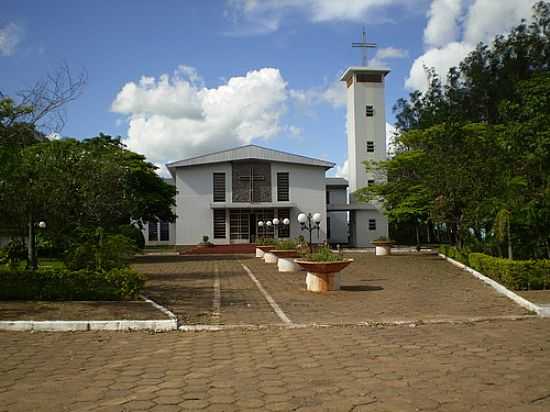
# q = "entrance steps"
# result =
<box><xmin>180</xmin><ymin>243</ymin><xmax>256</xmax><ymax>255</ymax></box>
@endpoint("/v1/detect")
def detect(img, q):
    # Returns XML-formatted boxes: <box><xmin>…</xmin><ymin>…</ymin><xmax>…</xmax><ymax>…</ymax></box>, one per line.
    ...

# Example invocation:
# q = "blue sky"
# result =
<box><xmin>1</xmin><ymin>0</ymin><xmax>537</xmax><ymax>176</ymax></box>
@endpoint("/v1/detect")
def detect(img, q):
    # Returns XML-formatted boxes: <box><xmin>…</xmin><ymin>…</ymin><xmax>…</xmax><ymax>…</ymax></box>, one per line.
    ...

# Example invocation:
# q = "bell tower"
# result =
<box><xmin>340</xmin><ymin>30</ymin><xmax>390</xmax><ymax>245</ymax></box>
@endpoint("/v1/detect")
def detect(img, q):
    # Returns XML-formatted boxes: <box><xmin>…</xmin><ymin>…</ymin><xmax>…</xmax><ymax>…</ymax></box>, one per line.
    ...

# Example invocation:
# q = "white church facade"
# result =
<box><xmin>143</xmin><ymin>65</ymin><xmax>390</xmax><ymax>248</ymax></box>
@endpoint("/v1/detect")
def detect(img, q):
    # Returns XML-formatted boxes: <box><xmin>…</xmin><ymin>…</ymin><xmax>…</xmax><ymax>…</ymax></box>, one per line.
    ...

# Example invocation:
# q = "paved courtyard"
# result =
<box><xmin>134</xmin><ymin>253</ymin><xmax>528</xmax><ymax>326</ymax></box>
<box><xmin>2</xmin><ymin>253</ymin><xmax>549</xmax><ymax>411</ymax></box>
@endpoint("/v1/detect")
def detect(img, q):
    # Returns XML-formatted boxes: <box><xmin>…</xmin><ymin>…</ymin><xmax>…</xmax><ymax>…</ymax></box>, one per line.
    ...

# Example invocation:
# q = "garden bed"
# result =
<box><xmin>0</xmin><ymin>299</ymin><xmax>170</xmax><ymax>321</ymax></box>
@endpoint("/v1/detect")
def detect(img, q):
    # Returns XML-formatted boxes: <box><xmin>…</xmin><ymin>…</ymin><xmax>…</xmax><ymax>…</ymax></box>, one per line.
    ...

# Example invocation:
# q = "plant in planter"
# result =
<box><xmin>255</xmin><ymin>237</ymin><xmax>276</xmax><ymax>259</ymax></box>
<box><xmin>270</xmin><ymin>240</ymin><xmax>301</xmax><ymax>272</ymax></box>
<box><xmin>295</xmin><ymin>245</ymin><xmax>353</xmax><ymax>292</ymax></box>
<box><xmin>200</xmin><ymin>235</ymin><xmax>214</xmax><ymax>247</ymax></box>
<box><xmin>372</xmin><ymin>236</ymin><xmax>395</xmax><ymax>256</ymax></box>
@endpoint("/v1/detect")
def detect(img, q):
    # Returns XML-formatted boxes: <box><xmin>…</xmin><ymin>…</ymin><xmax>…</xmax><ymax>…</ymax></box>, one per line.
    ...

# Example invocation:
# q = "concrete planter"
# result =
<box><xmin>255</xmin><ymin>248</ymin><xmax>265</xmax><ymax>258</ymax></box>
<box><xmin>271</xmin><ymin>250</ymin><xmax>301</xmax><ymax>272</ymax></box>
<box><xmin>295</xmin><ymin>258</ymin><xmax>354</xmax><ymax>293</ymax></box>
<box><xmin>372</xmin><ymin>240</ymin><xmax>395</xmax><ymax>256</ymax></box>
<box><xmin>263</xmin><ymin>252</ymin><xmax>278</xmax><ymax>264</ymax></box>
<box><xmin>256</xmin><ymin>245</ymin><xmax>275</xmax><ymax>259</ymax></box>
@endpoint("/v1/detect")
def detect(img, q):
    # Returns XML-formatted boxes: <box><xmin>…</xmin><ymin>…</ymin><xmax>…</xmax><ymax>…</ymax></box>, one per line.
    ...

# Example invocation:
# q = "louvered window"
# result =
<box><xmin>213</xmin><ymin>210</ymin><xmax>226</xmax><ymax>239</ymax></box>
<box><xmin>213</xmin><ymin>173</ymin><xmax>226</xmax><ymax>202</ymax></box>
<box><xmin>366</xmin><ymin>141</ymin><xmax>375</xmax><ymax>152</ymax></box>
<box><xmin>368</xmin><ymin>219</ymin><xmax>376</xmax><ymax>231</ymax></box>
<box><xmin>277</xmin><ymin>172</ymin><xmax>289</xmax><ymax>201</ymax></box>
<box><xmin>366</xmin><ymin>105</ymin><xmax>374</xmax><ymax>117</ymax></box>
<box><xmin>148</xmin><ymin>222</ymin><xmax>158</xmax><ymax>242</ymax></box>
<box><xmin>357</xmin><ymin>73</ymin><xmax>382</xmax><ymax>83</ymax></box>
<box><xmin>277</xmin><ymin>209</ymin><xmax>290</xmax><ymax>238</ymax></box>
<box><xmin>159</xmin><ymin>221</ymin><xmax>169</xmax><ymax>241</ymax></box>
<box><xmin>368</xmin><ymin>179</ymin><xmax>375</xmax><ymax>185</ymax></box>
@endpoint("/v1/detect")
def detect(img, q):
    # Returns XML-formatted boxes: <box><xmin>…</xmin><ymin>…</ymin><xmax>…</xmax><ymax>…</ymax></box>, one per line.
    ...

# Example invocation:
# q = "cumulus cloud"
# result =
<box><xmin>0</xmin><ymin>22</ymin><xmax>22</xmax><ymax>56</ymax></box>
<box><xmin>334</xmin><ymin>159</ymin><xmax>349</xmax><ymax>179</ymax></box>
<box><xmin>290</xmin><ymin>77</ymin><xmax>347</xmax><ymax>110</ymax></box>
<box><xmin>368</xmin><ymin>47</ymin><xmax>408</xmax><ymax>67</ymax></box>
<box><xmin>225</xmin><ymin>0</ymin><xmax>412</xmax><ymax>34</ymax></box>
<box><xmin>112</xmin><ymin>66</ymin><xmax>288</xmax><ymax>166</ymax></box>
<box><xmin>406</xmin><ymin>0</ymin><xmax>538</xmax><ymax>92</ymax></box>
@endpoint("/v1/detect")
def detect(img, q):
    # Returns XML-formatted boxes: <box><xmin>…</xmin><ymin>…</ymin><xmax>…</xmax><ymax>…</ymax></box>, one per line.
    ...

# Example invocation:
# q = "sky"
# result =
<box><xmin>1</xmin><ymin>0</ymin><xmax>538</xmax><ymax>177</ymax></box>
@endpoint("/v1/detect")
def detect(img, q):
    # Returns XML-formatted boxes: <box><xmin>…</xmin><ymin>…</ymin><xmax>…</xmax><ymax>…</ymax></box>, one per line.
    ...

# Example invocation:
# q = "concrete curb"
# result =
<box><xmin>439</xmin><ymin>253</ymin><xmax>550</xmax><ymax>317</ymax></box>
<box><xmin>0</xmin><ymin>295</ymin><xmax>178</xmax><ymax>332</ymax></box>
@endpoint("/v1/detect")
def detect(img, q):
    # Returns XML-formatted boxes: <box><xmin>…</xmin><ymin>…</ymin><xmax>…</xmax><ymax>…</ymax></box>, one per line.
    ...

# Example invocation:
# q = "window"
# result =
<box><xmin>148</xmin><ymin>222</ymin><xmax>158</xmax><ymax>242</ymax></box>
<box><xmin>326</xmin><ymin>191</ymin><xmax>330</xmax><ymax>204</ymax></box>
<box><xmin>327</xmin><ymin>216</ymin><xmax>331</xmax><ymax>240</ymax></box>
<box><xmin>229</xmin><ymin>209</ymin><xmax>249</xmax><ymax>240</ymax></box>
<box><xmin>368</xmin><ymin>179</ymin><xmax>375</xmax><ymax>186</ymax></box>
<box><xmin>366</xmin><ymin>105</ymin><xmax>374</xmax><ymax>117</ymax></box>
<box><xmin>277</xmin><ymin>172</ymin><xmax>289</xmax><ymax>201</ymax></box>
<box><xmin>357</xmin><ymin>73</ymin><xmax>382</xmax><ymax>83</ymax></box>
<box><xmin>213</xmin><ymin>173</ymin><xmax>226</xmax><ymax>202</ymax></box>
<box><xmin>213</xmin><ymin>210</ymin><xmax>226</xmax><ymax>239</ymax></box>
<box><xmin>368</xmin><ymin>219</ymin><xmax>376</xmax><ymax>231</ymax></box>
<box><xmin>366</xmin><ymin>141</ymin><xmax>375</xmax><ymax>152</ymax></box>
<box><xmin>277</xmin><ymin>209</ymin><xmax>290</xmax><ymax>238</ymax></box>
<box><xmin>159</xmin><ymin>221</ymin><xmax>170</xmax><ymax>241</ymax></box>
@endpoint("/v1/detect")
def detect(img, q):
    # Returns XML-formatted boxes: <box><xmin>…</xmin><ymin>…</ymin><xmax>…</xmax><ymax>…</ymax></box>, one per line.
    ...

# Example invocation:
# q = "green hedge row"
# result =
<box><xmin>439</xmin><ymin>245</ymin><xmax>550</xmax><ymax>290</ymax></box>
<box><xmin>0</xmin><ymin>268</ymin><xmax>145</xmax><ymax>300</ymax></box>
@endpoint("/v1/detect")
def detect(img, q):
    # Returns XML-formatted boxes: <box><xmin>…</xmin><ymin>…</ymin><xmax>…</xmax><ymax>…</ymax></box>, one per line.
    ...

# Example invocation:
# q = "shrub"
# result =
<box><xmin>305</xmin><ymin>245</ymin><xmax>343</xmax><ymax>262</ymax></box>
<box><xmin>440</xmin><ymin>246</ymin><xmax>550</xmax><ymax>290</ymax></box>
<box><xmin>3</xmin><ymin>239</ymin><xmax>28</xmax><ymax>269</ymax></box>
<box><xmin>118</xmin><ymin>224</ymin><xmax>145</xmax><ymax>249</ymax></box>
<box><xmin>0</xmin><ymin>267</ymin><xmax>145</xmax><ymax>300</ymax></box>
<box><xmin>65</xmin><ymin>234</ymin><xmax>137</xmax><ymax>271</ymax></box>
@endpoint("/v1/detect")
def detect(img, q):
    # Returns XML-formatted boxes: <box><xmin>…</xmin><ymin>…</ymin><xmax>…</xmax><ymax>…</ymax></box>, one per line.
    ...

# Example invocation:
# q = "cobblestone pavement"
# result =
<box><xmin>134</xmin><ymin>253</ymin><xmax>527</xmax><ymax>326</ymax></box>
<box><xmin>1</xmin><ymin>319</ymin><xmax>550</xmax><ymax>411</ymax></box>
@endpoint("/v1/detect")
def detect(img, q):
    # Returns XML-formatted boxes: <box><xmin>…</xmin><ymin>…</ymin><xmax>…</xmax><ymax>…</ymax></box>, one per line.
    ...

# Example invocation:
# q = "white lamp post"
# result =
<box><xmin>298</xmin><ymin>212</ymin><xmax>321</xmax><ymax>252</ymax></box>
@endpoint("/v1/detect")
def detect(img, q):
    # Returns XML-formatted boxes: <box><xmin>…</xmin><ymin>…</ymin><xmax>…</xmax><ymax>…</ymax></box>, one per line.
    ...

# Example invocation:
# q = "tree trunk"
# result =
<box><xmin>28</xmin><ymin>218</ymin><xmax>37</xmax><ymax>270</ymax></box>
<box><xmin>507</xmin><ymin>218</ymin><xmax>513</xmax><ymax>260</ymax></box>
<box><xmin>426</xmin><ymin>222</ymin><xmax>431</xmax><ymax>244</ymax></box>
<box><xmin>415</xmin><ymin>222</ymin><xmax>421</xmax><ymax>251</ymax></box>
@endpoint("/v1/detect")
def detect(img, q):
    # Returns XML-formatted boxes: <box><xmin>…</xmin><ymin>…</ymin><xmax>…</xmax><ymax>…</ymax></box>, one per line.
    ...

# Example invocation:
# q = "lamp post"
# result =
<box><xmin>29</xmin><ymin>220</ymin><xmax>46</xmax><ymax>270</ymax></box>
<box><xmin>297</xmin><ymin>212</ymin><xmax>321</xmax><ymax>253</ymax></box>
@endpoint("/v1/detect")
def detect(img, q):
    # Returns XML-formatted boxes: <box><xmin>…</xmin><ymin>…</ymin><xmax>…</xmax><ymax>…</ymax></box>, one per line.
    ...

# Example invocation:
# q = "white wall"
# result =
<box><xmin>174</xmin><ymin>161</ymin><xmax>327</xmax><ymax>245</ymax></box>
<box><xmin>352</xmin><ymin>209</ymin><xmax>389</xmax><ymax>247</ymax></box>
<box><xmin>326</xmin><ymin>187</ymin><xmax>348</xmax><ymax>244</ymax></box>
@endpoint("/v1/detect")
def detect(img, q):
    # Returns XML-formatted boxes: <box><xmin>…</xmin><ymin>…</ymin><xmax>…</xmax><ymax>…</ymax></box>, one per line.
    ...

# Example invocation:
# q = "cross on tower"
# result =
<box><xmin>239</xmin><ymin>168</ymin><xmax>265</xmax><ymax>202</ymax></box>
<box><xmin>352</xmin><ymin>27</ymin><xmax>377</xmax><ymax>66</ymax></box>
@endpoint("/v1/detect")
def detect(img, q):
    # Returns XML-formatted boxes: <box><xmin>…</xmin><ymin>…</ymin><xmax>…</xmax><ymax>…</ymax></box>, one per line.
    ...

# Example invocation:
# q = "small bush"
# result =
<box><xmin>0</xmin><ymin>267</ymin><xmax>145</xmax><ymax>300</ymax></box>
<box><xmin>65</xmin><ymin>234</ymin><xmax>137</xmax><ymax>271</ymax></box>
<box><xmin>276</xmin><ymin>239</ymin><xmax>297</xmax><ymax>250</ymax></box>
<box><xmin>3</xmin><ymin>239</ymin><xmax>28</xmax><ymax>269</ymax></box>
<box><xmin>118</xmin><ymin>224</ymin><xmax>145</xmax><ymax>249</ymax></box>
<box><xmin>439</xmin><ymin>245</ymin><xmax>470</xmax><ymax>265</ymax></box>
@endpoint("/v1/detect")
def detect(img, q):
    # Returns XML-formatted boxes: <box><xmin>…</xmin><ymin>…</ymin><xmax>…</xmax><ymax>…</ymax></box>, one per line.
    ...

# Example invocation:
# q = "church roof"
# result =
<box><xmin>340</xmin><ymin>66</ymin><xmax>391</xmax><ymax>82</ymax></box>
<box><xmin>166</xmin><ymin>144</ymin><xmax>335</xmax><ymax>172</ymax></box>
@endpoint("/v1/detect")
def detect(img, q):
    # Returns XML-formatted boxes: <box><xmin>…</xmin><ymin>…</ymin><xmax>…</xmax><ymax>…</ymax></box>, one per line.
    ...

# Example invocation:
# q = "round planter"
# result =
<box><xmin>263</xmin><ymin>252</ymin><xmax>278</xmax><ymax>264</ymax></box>
<box><xmin>295</xmin><ymin>258</ymin><xmax>354</xmax><ymax>293</ymax></box>
<box><xmin>372</xmin><ymin>241</ymin><xmax>394</xmax><ymax>256</ymax></box>
<box><xmin>271</xmin><ymin>250</ymin><xmax>300</xmax><ymax>272</ymax></box>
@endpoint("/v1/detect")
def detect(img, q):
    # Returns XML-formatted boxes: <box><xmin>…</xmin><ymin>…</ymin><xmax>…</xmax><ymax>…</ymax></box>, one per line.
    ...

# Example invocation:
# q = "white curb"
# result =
<box><xmin>0</xmin><ymin>319</ymin><xmax>177</xmax><ymax>332</ymax></box>
<box><xmin>439</xmin><ymin>253</ymin><xmax>549</xmax><ymax>317</ymax></box>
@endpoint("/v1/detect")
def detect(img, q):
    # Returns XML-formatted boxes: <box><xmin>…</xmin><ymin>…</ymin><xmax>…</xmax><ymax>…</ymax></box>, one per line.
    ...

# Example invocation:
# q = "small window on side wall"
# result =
<box><xmin>213</xmin><ymin>210</ymin><xmax>226</xmax><ymax>239</ymax></box>
<box><xmin>368</xmin><ymin>219</ymin><xmax>376</xmax><ymax>231</ymax></box>
<box><xmin>277</xmin><ymin>172</ymin><xmax>289</xmax><ymax>201</ymax></box>
<box><xmin>366</xmin><ymin>141</ymin><xmax>375</xmax><ymax>152</ymax></box>
<box><xmin>366</xmin><ymin>105</ymin><xmax>374</xmax><ymax>117</ymax></box>
<box><xmin>213</xmin><ymin>173</ymin><xmax>226</xmax><ymax>202</ymax></box>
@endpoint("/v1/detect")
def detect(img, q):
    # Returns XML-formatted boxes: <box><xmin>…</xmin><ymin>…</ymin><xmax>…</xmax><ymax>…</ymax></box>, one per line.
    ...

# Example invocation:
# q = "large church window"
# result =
<box><xmin>277</xmin><ymin>172</ymin><xmax>289</xmax><ymax>201</ymax></box>
<box><xmin>213</xmin><ymin>173</ymin><xmax>226</xmax><ymax>202</ymax></box>
<box><xmin>213</xmin><ymin>210</ymin><xmax>226</xmax><ymax>239</ymax></box>
<box><xmin>232</xmin><ymin>162</ymin><xmax>272</xmax><ymax>203</ymax></box>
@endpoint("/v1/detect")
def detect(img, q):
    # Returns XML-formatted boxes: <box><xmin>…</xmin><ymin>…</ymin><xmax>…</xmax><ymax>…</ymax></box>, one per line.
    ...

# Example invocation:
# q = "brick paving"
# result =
<box><xmin>1</xmin><ymin>253</ymin><xmax>546</xmax><ymax>411</ymax></box>
<box><xmin>135</xmin><ymin>253</ymin><xmax>527</xmax><ymax>326</ymax></box>
<box><xmin>1</xmin><ymin>319</ymin><xmax>550</xmax><ymax>411</ymax></box>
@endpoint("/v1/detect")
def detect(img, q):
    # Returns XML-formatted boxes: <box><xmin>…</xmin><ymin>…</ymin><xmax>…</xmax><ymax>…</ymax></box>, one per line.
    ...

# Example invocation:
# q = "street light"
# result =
<box><xmin>297</xmin><ymin>212</ymin><xmax>321</xmax><ymax>252</ymax></box>
<box><xmin>38</xmin><ymin>221</ymin><xmax>47</xmax><ymax>229</ymax></box>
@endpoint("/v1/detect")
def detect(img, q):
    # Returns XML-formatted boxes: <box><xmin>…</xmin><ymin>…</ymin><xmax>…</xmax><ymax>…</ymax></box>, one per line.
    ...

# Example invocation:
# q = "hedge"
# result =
<box><xmin>0</xmin><ymin>267</ymin><xmax>145</xmax><ymax>300</ymax></box>
<box><xmin>439</xmin><ymin>245</ymin><xmax>550</xmax><ymax>290</ymax></box>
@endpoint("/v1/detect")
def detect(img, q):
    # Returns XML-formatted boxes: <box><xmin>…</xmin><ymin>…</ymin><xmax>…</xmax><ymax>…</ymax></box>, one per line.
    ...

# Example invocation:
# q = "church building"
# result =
<box><xmin>143</xmin><ymin>64</ymin><xmax>390</xmax><ymax>248</ymax></box>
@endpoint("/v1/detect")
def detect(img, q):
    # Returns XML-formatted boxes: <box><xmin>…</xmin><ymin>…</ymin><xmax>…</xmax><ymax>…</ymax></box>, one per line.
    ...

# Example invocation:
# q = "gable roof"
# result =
<box><xmin>325</xmin><ymin>177</ymin><xmax>348</xmax><ymax>187</ymax></box>
<box><xmin>166</xmin><ymin>144</ymin><xmax>335</xmax><ymax>173</ymax></box>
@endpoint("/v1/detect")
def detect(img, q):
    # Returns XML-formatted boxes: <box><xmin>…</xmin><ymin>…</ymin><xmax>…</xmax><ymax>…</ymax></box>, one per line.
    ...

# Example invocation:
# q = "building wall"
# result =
<box><xmin>174</xmin><ymin>161</ymin><xmax>327</xmax><ymax>245</ymax></box>
<box><xmin>352</xmin><ymin>209</ymin><xmax>389</xmax><ymax>247</ymax></box>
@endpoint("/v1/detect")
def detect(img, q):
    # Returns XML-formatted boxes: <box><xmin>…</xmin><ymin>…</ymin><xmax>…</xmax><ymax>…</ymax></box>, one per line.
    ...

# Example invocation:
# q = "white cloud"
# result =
<box><xmin>225</xmin><ymin>0</ymin><xmax>414</xmax><ymax>34</ymax></box>
<box><xmin>290</xmin><ymin>78</ymin><xmax>347</xmax><ymax>109</ymax></box>
<box><xmin>113</xmin><ymin>66</ymin><xmax>289</xmax><ymax>166</ymax></box>
<box><xmin>386</xmin><ymin>122</ymin><xmax>399</xmax><ymax>156</ymax></box>
<box><xmin>0</xmin><ymin>23</ymin><xmax>22</xmax><ymax>56</ymax></box>
<box><xmin>423</xmin><ymin>0</ymin><xmax>463</xmax><ymax>48</ymax></box>
<box><xmin>406</xmin><ymin>0</ymin><xmax>537</xmax><ymax>92</ymax></box>
<box><xmin>334</xmin><ymin>159</ymin><xmax>349</xmax><ymax>179</ymax></box>
<box><xmin>368</xmin><ymin>47</ymin><xmax>408</xmax><ymax>67</ymax></box>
